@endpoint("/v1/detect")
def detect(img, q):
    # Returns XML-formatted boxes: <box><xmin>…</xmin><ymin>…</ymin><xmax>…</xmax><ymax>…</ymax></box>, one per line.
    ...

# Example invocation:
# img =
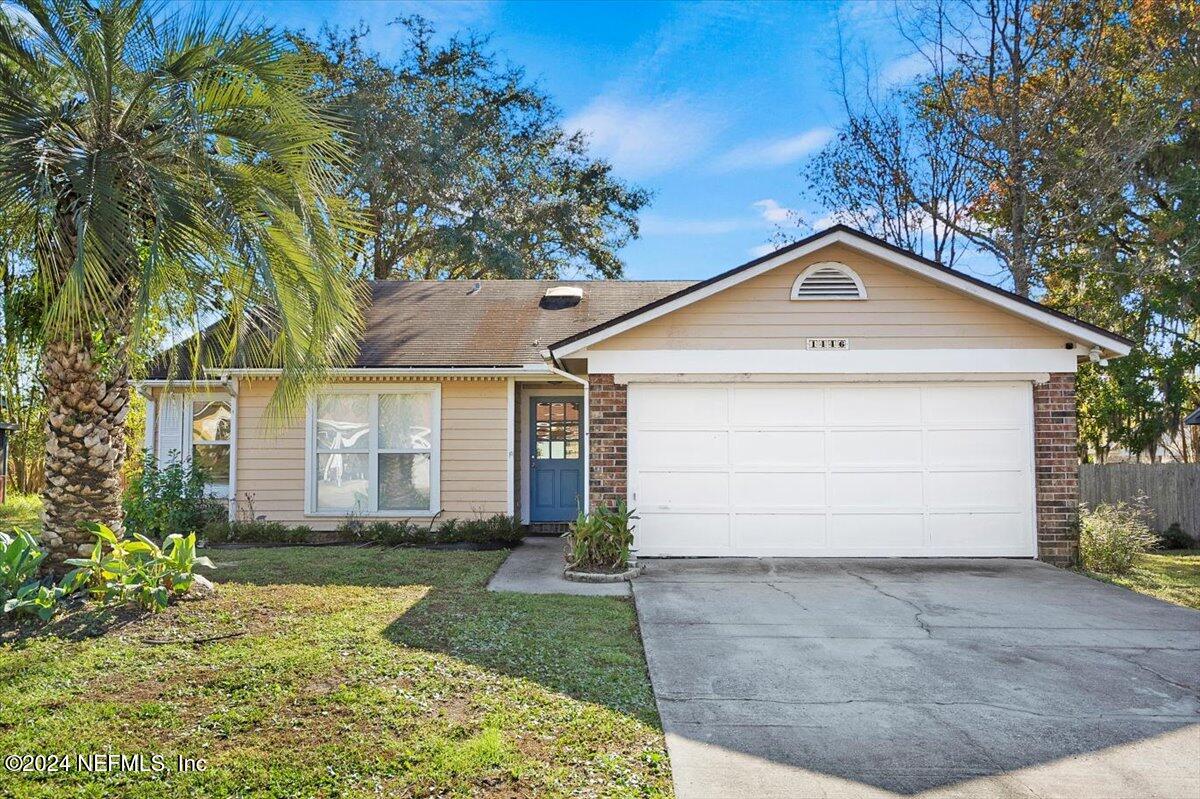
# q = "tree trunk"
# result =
<box><xmin>39</xmin><ymin>338</ymin><xmax>130</xmax><ymax>570</ymax></box>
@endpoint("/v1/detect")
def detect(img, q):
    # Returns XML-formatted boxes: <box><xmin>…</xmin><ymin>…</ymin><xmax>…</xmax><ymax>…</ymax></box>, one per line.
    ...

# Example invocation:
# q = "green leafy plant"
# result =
<box><xmin>565</xmin><ymin>503</ymin><xmax>637</xmax><ymax>573</ymax></box>
<box><xmin>448</xmin><ymin>515</ymin><xmax>524</xmax><ymax>547</ymax></box>
<box><xmin>1079</xmin><ymin>501</ymin><xmax>1160</xmax><ymax>575</ymax></box>
<box><xmin>66</xmin><ymin>523</ymin><xmax>214</xmax><ymax>612</ymax></box>
<box><xmin>1</xmin><ymin>528</ymin><xmax>45</xmax><ymax>605</ymax></box>
<box><xmin>4</xmin><ymin>579</ymin><xmax>70</xmax><ymax>621</ymax></box>
<box><xmin>123</xmin><ymin>454</ymin><xmax>226</xmax><ymax>541</ymax></box>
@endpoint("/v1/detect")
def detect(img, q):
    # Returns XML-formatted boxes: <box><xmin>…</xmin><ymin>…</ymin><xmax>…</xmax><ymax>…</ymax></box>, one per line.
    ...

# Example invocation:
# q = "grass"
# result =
<box><xmin>0</xmin><ymin>545</ymin><xmax>671</xmax><ymax>798</ymax></box>
<box><xmin>0</xmin><ymin>491</ymin><xmax>41</xmax><ymax>533</ymax></box>
<box><xmin>1082</xmin><ymin>549</ymin><xmax>1200</xmax><ymax>610</ymax></box>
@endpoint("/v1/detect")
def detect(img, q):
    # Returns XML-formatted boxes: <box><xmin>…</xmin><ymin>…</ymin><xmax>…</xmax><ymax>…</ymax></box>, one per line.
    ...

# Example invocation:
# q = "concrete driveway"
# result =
<box><xmin>632</xmin><ymin>558</ymin><xmax>1200</xmax><ymax>799</ymax></box>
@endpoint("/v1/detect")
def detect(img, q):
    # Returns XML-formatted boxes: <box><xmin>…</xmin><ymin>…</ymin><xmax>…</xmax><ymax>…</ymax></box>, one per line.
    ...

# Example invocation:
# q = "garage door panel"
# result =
<box><xmin>637</xmin><ymin>513</ymin><xmax>729</xmax><ymax>554</ymax></box>
<box><xmin>634</xmin><ymin>385</ymin><xmax>728</xmax><ymax>427</ymax></box>
<box><xmin>731</xmin><ymin>472</ymin><xmax>825</xmax><ymax>509</ymax></box>
<box><xmin>637</xmin><ymin>430</ymin><xmax>728</xmax><ymax>467</ymax></box>
<box><xmin>628</xmin><ymin>382</ymin><xmax>1034</xmax><ymax>557</ymax></box>
<box><xmin>827</xmin><ymin>386</ymin><xmax>921</xmax><ymax>426</ymax></box>
<box><xmin>926</xmin><ymin>429</ymin><xmax>1023</xmax><ymax>467</ymax></box>
<box><xmin>829</xmin><ymin>471</ymin><xmax>923</xmax><ymax>509</ymax></box>
<box><xmin>829</xmin><ymin>430</ymin><xmax>922</xmax><ymax>467</ymax></box>
<box><xmin>928</xmin><ymin>513</ymin><xmax>1028</xmax><ymax>550</ymax></box>
<box><xmin>923</xmin><ymin>385</ymin><xmax>1026</xmax><ymax>425</ymax></box>
<box><xmin>732</xmin><ymin>513</ymin><xmax>826</xmax><ymax>550</ymax></box>
<box><xmin>829</xmin><ymin>513</ymin><xmax>925</xmax><ymax>549</ymax></box>
<box><xmin>730</xmin><ymin>430</ymin><xmax>824</xmax><ymax>466</ymax></box>
<box><xmin>926</xmin><ymin>470</ymin><xmax>1025</xmax><ymax>509</ymax></box>
<box><xmin>731</xmin><ymin>386</ymin><xmax>823</xmax><ymax>427</ymax></box>
<box><xmin>639</xmin><ymin>471</ymin><xmax>728</xmax><ymax>509</ymax></box>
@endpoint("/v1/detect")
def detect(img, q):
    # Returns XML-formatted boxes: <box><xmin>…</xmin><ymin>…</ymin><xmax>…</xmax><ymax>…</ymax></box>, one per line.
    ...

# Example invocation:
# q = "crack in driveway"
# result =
<box><xmin>838</xmin><ymin>564</ymin><xmax>933</xmax><ymax>636</ymax></box>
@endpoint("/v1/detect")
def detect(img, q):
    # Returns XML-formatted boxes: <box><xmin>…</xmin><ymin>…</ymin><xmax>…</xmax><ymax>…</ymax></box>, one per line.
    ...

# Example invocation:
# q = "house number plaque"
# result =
<box><xmin>807</xmin><ymin>338</ymin><xmax>849</xmax><ymax>350</ymax></box>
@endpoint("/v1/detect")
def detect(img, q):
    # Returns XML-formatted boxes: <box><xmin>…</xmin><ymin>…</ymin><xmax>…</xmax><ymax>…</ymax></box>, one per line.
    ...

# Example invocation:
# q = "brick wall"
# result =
<box><xmin>1034</xmin><ymin>373</ymin><xmax>1079</xmax><ymax>565</ymax></box>
<box><xmin>588</xmin><ymin>373</ymin><xmax>627</xmax><ymax>509</ymax></box>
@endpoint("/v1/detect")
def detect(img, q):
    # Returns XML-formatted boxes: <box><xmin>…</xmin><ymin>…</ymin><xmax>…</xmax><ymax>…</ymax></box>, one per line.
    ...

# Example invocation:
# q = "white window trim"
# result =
<box><xmin>790</xmin><ymin>261</ymin><xmax>867</xmax><ymax>301</ymax></box>
<box><xmin>303</xmin><ymin>383</ymin><xmax>442</xmax><ymax>518</ymax></box>
<box><xmin>183</xmin><ymin>393</ymin><xmax>235</xmax><ymax>501</ymax></box>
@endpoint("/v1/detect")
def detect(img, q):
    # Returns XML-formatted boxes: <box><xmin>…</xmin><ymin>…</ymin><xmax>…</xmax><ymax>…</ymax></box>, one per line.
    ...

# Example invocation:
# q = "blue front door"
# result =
<box><xmin>529</xmin><ymin>397</ymin><xmax>583</xmax><ymax>522</ymax></box>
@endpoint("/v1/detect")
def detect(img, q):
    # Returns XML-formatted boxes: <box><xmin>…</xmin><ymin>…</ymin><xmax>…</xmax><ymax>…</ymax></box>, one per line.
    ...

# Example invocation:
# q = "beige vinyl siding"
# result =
<box><xmin>234</xmin><ymin>377</ymin><xmax>508</xmax><ymax>530</ymax></box>
<box><xmin>592</xmin><ymin>244</ymin><xmax>1067</xmax><ymax>351</ymax></box>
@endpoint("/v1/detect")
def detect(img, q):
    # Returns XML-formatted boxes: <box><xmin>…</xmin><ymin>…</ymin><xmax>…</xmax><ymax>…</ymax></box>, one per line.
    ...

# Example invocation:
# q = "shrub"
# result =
<box><xmin>123</xmin><ymin>453</ymin><xmax>225</xmax><ymax>540</ymax></box>
<box><xmin>364</xmin><ymin>520</ymin><xmax>431</xmax><ymax>546</ymax></box>
<box><xmin>449</xmin><ymin>515</ymin><xmax>524</xmax><ymax>546</ymax></box>
<box><xmin>66</xmin><ymin>523</ymin><xmax>214</xmax><ymax>612</ymax></box>
<box><xmin>4</xmin><ymin>578</ymin><xmax>71</xmax><ymax>621</ymax></box>
<box><xmin>1155</xmin><ymin>523</ymin><xmax>1195</xmax><ymax>551</ymax></box>
<box><xmin>565</xmin><ymin>503</ymin><xmax>636</xmax><ymax>572</ymax></box>
<box><xmin>1079</xmin><ymin>501</ymin><xmax>1160</xmax><ymax>575</ymax></box>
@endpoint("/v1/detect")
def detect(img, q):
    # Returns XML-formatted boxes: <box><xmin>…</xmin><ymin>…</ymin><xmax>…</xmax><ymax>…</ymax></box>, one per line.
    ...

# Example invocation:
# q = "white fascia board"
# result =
<box><xmin>209</xmin><ymin>366</ymin><xmax>553</xmax><ymax>378</ymax></box>
<box><xmin>586</xmin><ymin>348</ymin><xmax>1079</xmax><ymax>375</ymax></box>
<box><xmin>551</xmin><ymin>229</ymin><xmax>1130</xmax><ymax>358</ymax></box>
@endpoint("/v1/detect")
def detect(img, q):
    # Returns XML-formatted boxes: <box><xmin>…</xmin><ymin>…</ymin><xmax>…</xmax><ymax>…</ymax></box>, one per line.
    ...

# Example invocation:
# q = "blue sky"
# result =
<box><xmin>199</xmin><ymin>1</ymin><xmax>926</xmax><ymax>281</ymax></box>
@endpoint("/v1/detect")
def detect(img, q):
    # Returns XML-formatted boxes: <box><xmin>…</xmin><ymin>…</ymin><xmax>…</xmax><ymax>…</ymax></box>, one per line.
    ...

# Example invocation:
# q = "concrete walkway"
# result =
<box><xmin>632</xmin><ymin>558</ymin><xmax>1200</xmax><ymax>799</ymax></box>
<box><xmin>487</xmin><ymin>537</ymin><xmax>629</xmax><ymax>596</ymax></box>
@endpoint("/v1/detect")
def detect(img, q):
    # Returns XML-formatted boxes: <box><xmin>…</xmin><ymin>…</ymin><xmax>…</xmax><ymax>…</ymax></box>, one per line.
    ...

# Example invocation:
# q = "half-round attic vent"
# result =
<box><xmin>790</xmin><ymin>262</ymin><xmax>867</xmax><ymax>300</ymax></box>
<box><xmin>540</xmin><ymin>285</ymin><xmax>583</xmax><ymax>310</ymax></box>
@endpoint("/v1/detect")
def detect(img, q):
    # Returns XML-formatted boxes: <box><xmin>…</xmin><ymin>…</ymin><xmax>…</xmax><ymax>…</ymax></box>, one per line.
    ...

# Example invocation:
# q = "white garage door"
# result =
<box><xmin>627</xmin><ymin>382</ymin><xmax>1035</xmax><ymax>557</ymax></box>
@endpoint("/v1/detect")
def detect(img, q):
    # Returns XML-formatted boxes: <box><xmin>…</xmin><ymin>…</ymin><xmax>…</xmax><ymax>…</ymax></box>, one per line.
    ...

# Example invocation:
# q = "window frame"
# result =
<box><xmin>304</xmin><ymin>384</ymin><xmax>441</xmax><ymax>517</ymax></box>
<box><xmin>789</xmin><ymin>261</ymin><xmax>868</xmax><ymax>301</ymax></box>
<box><xmin>186</xmin><ymin>394</ymin><xmax>234</xmax><ymax>499</ymax></box>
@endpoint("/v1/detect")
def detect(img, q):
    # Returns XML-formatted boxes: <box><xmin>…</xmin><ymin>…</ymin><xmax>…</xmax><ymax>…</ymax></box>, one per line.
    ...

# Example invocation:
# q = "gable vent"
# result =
<box><xmin>790</xmin><ymin>262</ymin><xmax>866</xmax><ymax>301</ymax></box>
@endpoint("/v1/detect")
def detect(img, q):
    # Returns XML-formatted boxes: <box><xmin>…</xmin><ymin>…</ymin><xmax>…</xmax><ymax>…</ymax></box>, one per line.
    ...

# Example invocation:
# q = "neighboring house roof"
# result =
<box><xmin>547</xmin><ymin>224</ymin><xmax>1134</xmax><ymax>359</ymax></box>
<box><xmin>1186</xmin><ymin>407</ymin><xmax>1200</xmax><ymax>425</ymax></box>
<box><xmin>147</xmin><ymin>279</ymin><xmax>693</xmax><ymax>378</ymax></box>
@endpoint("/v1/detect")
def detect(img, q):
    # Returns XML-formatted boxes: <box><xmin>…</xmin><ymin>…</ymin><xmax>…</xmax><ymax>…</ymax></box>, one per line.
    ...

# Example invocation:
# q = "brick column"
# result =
<box><xmin>1034</xmin><ymin>373</ymin><xmax>1079</xmax><ymax>565</ymax></box>
<box><xmin>588</xmin><ymin>373</ymin><xmax>627</xmax><ymax>510</ymax></box>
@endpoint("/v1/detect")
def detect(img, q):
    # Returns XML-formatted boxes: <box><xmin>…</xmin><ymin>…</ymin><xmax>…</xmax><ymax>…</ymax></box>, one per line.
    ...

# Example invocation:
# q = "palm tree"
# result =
<box><xmin>0</xmin><ymin>0</ymin><xmax>365</xmax><ymax>567</ymax></box>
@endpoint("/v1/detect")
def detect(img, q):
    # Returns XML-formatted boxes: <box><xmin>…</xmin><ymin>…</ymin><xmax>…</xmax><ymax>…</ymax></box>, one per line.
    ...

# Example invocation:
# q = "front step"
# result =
<box><xmin>525</xmin><ymin>522</ymin><xmax>570</xmax><ymax>537</ymax></box>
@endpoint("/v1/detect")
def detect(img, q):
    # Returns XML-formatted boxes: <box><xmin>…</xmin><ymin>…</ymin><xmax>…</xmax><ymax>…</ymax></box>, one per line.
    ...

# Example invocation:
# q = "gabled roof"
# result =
<box><xmin>148</xmin><ymin>279</ymin><xmax>694</xmax><ymax>378</ymax></box>
<box><xmin>547</xmin><ymin>225</ymin><xmax>1133</xmax><ymax>359</ymax></box>
<box><xmin>1187</xmin><ymin>407</ymin><xmax>1200</xmax><ymax>425</ymax></box>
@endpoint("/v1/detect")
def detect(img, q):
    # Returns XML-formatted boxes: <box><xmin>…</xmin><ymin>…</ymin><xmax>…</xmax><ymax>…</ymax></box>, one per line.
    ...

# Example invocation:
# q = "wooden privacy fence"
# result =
<box><xmin>1079</xmin><ymin>463</ymin><xmax>1200</xmax><ymax>537</ymax></box>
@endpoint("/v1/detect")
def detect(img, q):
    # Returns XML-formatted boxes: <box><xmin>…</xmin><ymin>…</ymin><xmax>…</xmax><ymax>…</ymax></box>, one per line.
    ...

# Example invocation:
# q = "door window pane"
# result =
<box><xmin>534</xmin><ymin>400</ymin><xmax>580</xmax><ymax>460</ymax></box>
<box><xmin>378</xmin><ymin>453</ymin><xmax>431</xmax><ymax>510</ymax></box>
<box><xmin>316</xmin><ymin>395</ymin><xmax>369</xmax><ymax>451</ymax></box>
<box><xmin>192</xmin><ymin>443</ymin><xmax>230</xmax><ymax>483</ymax></box>
<box><xmin>316</xmin><ymin>452</ymin><xmax>369</xmax><ymax>512</ymax></box>
<box><xmin>378</xmin><ymin>394</ymin><xmax>433</xmax><ymax>450</ymax></box>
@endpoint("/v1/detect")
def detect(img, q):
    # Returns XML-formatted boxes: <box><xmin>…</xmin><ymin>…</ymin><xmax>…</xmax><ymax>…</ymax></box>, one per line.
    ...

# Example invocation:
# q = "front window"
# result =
<box><xmin>311</xmin><ymin>389</ymin><xmax>438</xmax><ymax>514</ymax></box>
<box><xmin>192</xmin><ymin>399</ymin><xmax>231</xmax><ymax>497</ymax></box>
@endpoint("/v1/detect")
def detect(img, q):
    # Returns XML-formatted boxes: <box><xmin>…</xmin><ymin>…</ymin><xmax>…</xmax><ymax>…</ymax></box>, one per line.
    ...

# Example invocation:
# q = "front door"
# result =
<box><xmin>529</xmin><ymin>397</ymin><xmax>583</xmax><ymax>522</ymax></box>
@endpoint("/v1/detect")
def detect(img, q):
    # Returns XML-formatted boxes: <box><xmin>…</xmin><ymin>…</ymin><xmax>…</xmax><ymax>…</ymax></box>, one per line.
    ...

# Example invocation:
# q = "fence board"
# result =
<box><xmin>1079</xmin><ymin>463</ymin><xmax>1200</xmax><ymax>538</ymax></box>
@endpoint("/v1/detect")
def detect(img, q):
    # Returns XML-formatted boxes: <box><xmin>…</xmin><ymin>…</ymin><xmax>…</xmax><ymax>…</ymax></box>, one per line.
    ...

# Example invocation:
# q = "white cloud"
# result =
<box><xmin>753</xmin><ymin>199</ymin><xmax>793</xmax><ymax>224</ymax></box>
<box><xmin>565</xmin><ymin>94</ymin><xmax>716</xmax><ymax>177</ymax></box>
<box><xmin>713</xmin><ymin>127</ymin><xmax>834</xmax><ymax>172</ymax></box>
<box><xmin>880</xmin><ymin>52</ymin><xmax>928</xmax><ymax>86</ymax></box>
<box><xmin>748</xmin><ymin>242</ymin><xmax>778</xmax><ymax>258</ymax></box>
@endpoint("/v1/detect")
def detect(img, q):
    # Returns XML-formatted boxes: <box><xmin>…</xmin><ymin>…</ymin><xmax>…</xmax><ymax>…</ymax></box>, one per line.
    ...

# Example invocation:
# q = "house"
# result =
<box><xmin>143</xmin><ymin>225</ymin><xmax>1131</xmax><ymax>564</ymax></box>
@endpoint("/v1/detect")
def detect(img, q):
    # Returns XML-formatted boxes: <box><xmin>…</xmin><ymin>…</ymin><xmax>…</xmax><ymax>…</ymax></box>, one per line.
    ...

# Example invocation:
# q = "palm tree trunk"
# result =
<box><xmin>39</xmin><ymin>338</ymin><xmax>130</xmax><ymax>569</ymax></box>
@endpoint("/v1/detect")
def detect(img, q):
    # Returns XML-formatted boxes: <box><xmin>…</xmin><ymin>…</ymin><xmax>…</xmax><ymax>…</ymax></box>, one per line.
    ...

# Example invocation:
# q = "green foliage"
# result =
<box><xmin>3</xmin><ymin>578</ymin><xmax>69</xmax><ymax>621</ymax></box>
<box><xmin>565</xmin><ymin>503</ymin><xmax>637</xmax><ymax>572</ymax></box>
<box><xmin>1079</xmin><ymin>501</ymin><xmax>1161</xmax><ymax>575</ymax></box>
<box><xmin>361</xmin><ymin>520</ymin><xmax>430</xmax><ymax>546</ymax></box>
<box><xmin>0</xmin><ymin>527</ymin><xmax>74</xmax><ymax>620</ymax></box>
<box><xmin>293</xmin><ymin>19</ymin><xmax>649</xmax><ymax>281</ymax></box>
<box><xmin>208</xmin><ymin>520</ymin><xmax>313</xmax><ymax>545</ymax></box>
<box><xmin>438</xmin><ymin>515</ymin><xmax>525</xmax><ymax>547</ymax></box>
<box><xmin>122</xmin><ymin>453</ymin><xmax>225</xmax><ymax>540</ymax></box>
<box><xmin>65</xmin><ymin>523</ymin><xmax>214</xmax><ymax>612</ymax></box>
<box><xmin>0</xmin><ymin>528</ymin><xmax>43</xmax><ymax>605</ymax></box>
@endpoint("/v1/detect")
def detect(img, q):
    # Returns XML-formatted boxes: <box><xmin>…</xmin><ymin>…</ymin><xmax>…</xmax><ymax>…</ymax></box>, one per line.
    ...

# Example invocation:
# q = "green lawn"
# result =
<box><xmin>0</xmin><ymin>546</ymin><xmax>671</xmax><ymax>798</ymax></box>
<box><xmin>0</xmin><ymin>492</ymin><xmax>41</xmax><ymax>533</ymax></box>
<box><xmin>1083</xmin><ymin>549</ymin><xmax>1200</xmax><ymax>610</ymax></box>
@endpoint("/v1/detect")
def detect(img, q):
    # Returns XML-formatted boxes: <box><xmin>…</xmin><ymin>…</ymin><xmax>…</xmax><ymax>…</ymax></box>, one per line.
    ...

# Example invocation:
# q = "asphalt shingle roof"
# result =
<box><xmin>149</xmin><ymin>279</ymin><xmax>695</xmax><ymax>377</ymax></box>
